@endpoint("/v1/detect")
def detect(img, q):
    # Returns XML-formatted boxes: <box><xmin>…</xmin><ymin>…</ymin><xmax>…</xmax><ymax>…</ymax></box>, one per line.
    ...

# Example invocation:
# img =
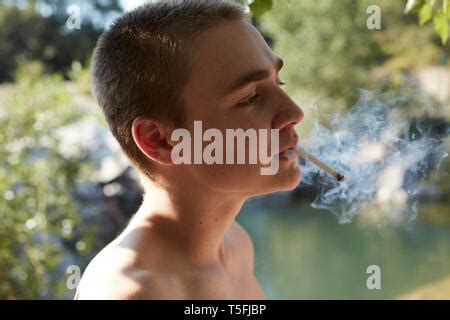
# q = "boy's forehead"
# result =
<box><xmin>186</xmin><ymin>20</ymin><xmax>276</xmax><ymax>97</ymax></box>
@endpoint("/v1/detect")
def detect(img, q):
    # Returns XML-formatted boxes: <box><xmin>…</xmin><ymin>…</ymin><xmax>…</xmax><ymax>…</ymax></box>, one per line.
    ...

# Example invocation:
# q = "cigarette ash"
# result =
<box><xmin>298</xmin><ymin>89</ymin><xmax>449</xmax><ymax>224</ymax></box>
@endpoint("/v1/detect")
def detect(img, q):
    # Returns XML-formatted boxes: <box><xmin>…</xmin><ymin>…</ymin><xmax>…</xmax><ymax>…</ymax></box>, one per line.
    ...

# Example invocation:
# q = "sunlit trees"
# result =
<box><xmin>0</xmin><ymin>62</ymin><xmax>99</xmax><ymax>298</ymax></box>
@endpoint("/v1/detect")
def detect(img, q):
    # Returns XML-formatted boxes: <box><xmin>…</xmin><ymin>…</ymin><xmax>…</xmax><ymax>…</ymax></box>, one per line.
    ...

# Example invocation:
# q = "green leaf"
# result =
<box><xmin>433</xmin><ymin>8</ymin><xmax>449</xmax><ymax>44</ymax></box>
<box><xmin>249</xmin><ymin>0</ymin><xmax>273</xmax><ymax>19</ymax></box>
<box><xmin>419</xmin><ymin>2</ymin><xmax>433</xmax><ymax>25</ymax></box>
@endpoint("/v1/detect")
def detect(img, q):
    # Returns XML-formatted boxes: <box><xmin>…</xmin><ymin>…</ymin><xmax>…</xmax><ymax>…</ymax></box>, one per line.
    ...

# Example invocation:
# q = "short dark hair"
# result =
<box><xmin>91</xmin><ymin>0</ymin><xmax>249</xmax><ymax>180</ymax></box>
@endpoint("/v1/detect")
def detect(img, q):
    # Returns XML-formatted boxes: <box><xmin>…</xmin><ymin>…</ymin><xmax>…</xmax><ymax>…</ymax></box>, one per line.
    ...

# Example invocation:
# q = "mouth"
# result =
<box><xmin>279</xmin><ymin>147</ymin><xmax>298</xmax><ymax>161</ymax></box>
<box><xmin>278</xmin><ymin>137</ymin><xmax>299</xmax><ymax>161</ymax></box>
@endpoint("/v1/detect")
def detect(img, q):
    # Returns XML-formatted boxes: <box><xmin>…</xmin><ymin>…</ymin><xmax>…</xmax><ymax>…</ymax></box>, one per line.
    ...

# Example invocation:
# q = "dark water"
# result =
<box><xmin>237</xmin><ymin>197</ymin><xmax>450</xmax><ymax>299</ymax></box>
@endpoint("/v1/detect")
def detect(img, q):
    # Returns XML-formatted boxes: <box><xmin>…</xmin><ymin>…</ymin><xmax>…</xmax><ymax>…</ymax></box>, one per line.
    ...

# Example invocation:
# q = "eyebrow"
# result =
<box><xmin>223</xmin><ymin>57</ymin><xmax>284</xmax><ymax>95</ymax></box>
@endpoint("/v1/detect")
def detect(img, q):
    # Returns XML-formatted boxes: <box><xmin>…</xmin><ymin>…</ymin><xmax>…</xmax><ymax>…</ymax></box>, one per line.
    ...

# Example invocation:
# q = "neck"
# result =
<box><xmin>130</xmin><ymin>178</ymin><xmax>247</xmax><ymax>265</ymax></box>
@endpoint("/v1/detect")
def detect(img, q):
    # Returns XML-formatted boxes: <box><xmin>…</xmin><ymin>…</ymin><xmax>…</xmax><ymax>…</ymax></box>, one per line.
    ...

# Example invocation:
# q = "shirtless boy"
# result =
<box><xmin>75</xmin><ymin>0</ymin><xmax>303</xmax><ymax>299</ymax></box>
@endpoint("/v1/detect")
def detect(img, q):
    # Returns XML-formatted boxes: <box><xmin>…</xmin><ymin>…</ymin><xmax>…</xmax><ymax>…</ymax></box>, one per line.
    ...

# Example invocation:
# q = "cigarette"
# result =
<box><xmin>295</xmin><ymin>146</ymin><xmax>345</xmax><ymax>182</ymax></box>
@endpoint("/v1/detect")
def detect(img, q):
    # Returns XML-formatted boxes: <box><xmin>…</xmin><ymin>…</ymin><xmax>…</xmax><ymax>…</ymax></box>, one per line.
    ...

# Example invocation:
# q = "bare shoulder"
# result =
<box><xmin>230</xmin><ymin>221</ymin><xmax>255</xmax><ymax>268</ymax></box>
<box><xmin>74</xmin><ymin>247</ymin><xmax>173</xmax><ymax>300</ymax></box>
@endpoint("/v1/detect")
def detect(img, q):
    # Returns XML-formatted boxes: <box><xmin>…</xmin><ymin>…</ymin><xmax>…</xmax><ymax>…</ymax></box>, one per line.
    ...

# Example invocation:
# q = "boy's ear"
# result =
<box><xmin>131</xmin><ymin>116</ymin><xmax>174</xmax><ymax>165</ymax></box>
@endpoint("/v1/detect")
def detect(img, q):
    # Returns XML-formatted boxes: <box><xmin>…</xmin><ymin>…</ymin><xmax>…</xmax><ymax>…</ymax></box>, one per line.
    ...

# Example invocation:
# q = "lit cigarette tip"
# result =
<box><xmin>295</xmin><ymin>146</ymin><xmax>345</xmax><ymax>183</ymax></box>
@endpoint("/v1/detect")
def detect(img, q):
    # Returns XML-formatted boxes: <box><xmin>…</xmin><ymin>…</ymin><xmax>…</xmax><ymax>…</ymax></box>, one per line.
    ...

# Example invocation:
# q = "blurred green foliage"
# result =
<box><xmin>0</xmin><ymin>0</ymin><xmax>121</xmax><ymax>82</ymax></box>
<box><xmin>0</xmin><ymin>61</ymin><xmax>97</xmax><ymax>298</ymax></box>
<box><xmin>257</xmin><ymin>0</ymin><xmax>449</xmax><ymax>137</ymax></box>
<box><xmin>404</xmin><ymin>0</ymin><xmax>450</xmax><ymax>44</ymax></box>
<box><xmin>248</xmin><ymin>0</ymin><xmax>273</xmax><ymax>19</ymax></box>
<box><xmin>260</xmin><ymin>0</ymin><xmax>385</xmax><ymax>112</ymax></box>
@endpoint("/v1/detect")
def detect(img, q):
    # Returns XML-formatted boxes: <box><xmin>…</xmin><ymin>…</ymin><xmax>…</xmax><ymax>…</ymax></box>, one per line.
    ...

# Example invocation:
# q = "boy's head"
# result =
<box><xmin>92</xmin><ymin>0</ymin><xmax>303</xmax><ymax>196</ymax></box>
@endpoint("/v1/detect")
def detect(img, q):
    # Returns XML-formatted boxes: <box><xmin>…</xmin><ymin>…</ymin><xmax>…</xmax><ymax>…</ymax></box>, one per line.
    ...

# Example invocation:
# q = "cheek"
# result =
<box><xmin>188</xmin><ymin>163</ymin><xmax>266</xmax><ymax>192</ymax></box>
<box><xmin>186</xmin><ymin>160</ymin><xmax>302</xmax><ymax>194</ymax></box>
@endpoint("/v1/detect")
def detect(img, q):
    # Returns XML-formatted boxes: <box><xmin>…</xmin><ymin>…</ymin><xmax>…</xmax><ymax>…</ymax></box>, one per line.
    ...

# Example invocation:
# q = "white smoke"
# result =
<box><xmin>299</xmin><ymin>89</ymin><xmax>449</xmax><ymax>224</ymax></box>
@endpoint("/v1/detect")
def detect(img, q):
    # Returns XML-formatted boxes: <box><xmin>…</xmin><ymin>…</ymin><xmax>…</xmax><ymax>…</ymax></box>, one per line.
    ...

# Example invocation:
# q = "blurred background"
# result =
<box><xmin>0</xmin><ymin>0</ymin><xmax>449</xmax><ymax>299</ymax></box>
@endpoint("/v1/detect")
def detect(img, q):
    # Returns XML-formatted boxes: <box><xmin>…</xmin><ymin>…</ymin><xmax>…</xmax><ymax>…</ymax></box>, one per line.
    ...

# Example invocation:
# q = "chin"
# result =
<box><xmin>278</xmin><ymin>166</ymin><xmax>302</xmax><ymax>191</ymax></box>
<box><xmin>255</xmin><ymin>163</ymin><xmax>302</xmax><ymax>195</ymax></box>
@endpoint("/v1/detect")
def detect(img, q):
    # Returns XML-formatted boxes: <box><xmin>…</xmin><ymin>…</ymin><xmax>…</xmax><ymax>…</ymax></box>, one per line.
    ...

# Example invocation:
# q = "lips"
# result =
<box><xmin>276</xmin><ymin>136</ymin><xmax>299</xmax><ymax>161</ymax></box>
<box><xmin>279</xmin><ymin>137</ymin><xmax>299</xmax><ymax>154</ymax></box>
<box><xmin>279</xmin><ymin>147</ymin><xmax>298</xmax><ymax>161</ymax></box>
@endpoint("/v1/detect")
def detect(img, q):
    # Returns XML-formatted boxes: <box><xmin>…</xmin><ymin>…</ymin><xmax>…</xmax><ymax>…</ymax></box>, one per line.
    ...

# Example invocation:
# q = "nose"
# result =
<box><xmin>271</xmin><ymin>92</ymin><xmax>304</xmax><ymax>130</ymax></box>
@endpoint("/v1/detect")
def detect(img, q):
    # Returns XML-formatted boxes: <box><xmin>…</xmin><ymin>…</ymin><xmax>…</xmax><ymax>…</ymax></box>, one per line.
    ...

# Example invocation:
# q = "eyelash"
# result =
<box><xmin>237</xmin><ymin>81</ymin><xmax>286</xmax><ymax>107</ymax></box>
<box><xmin>238</xmin><ymin>93</ymin><xmax>260</xmax><ymax>106</ymax></box>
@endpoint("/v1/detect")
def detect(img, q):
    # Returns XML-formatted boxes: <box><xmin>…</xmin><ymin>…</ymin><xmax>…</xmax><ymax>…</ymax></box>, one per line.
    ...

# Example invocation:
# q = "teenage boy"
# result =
<box><xmin>76</xmin><ymin>0</ymin><xmax>303</xmax><ymax>299</ymax></box>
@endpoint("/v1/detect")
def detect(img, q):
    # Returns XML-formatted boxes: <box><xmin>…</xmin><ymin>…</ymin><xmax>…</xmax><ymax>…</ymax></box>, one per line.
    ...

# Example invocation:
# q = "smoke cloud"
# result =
<box><xmin>299</xmin><ymin>88</ymin><xmax>449</xmax><ymax>224</ymax></box>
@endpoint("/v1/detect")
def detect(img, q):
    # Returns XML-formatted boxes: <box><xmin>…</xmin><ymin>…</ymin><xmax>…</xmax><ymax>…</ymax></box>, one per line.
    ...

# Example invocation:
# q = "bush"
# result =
<box><xmin>0</xmin><ymin>61</ymin><xmax>98</xmax><ymax>298</ymax></box>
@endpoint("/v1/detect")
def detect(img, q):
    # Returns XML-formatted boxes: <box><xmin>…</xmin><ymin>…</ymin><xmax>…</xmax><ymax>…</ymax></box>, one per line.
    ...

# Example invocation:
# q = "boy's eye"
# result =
<box><xmin>237</xmin><ymin>93</ymin><xmax>260</xmax><ymax>107</ymax></box>
<box><xmin>235</xmin><ymin>81</ymin><xmax>285</xmax><ymax>107</ymax></box>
